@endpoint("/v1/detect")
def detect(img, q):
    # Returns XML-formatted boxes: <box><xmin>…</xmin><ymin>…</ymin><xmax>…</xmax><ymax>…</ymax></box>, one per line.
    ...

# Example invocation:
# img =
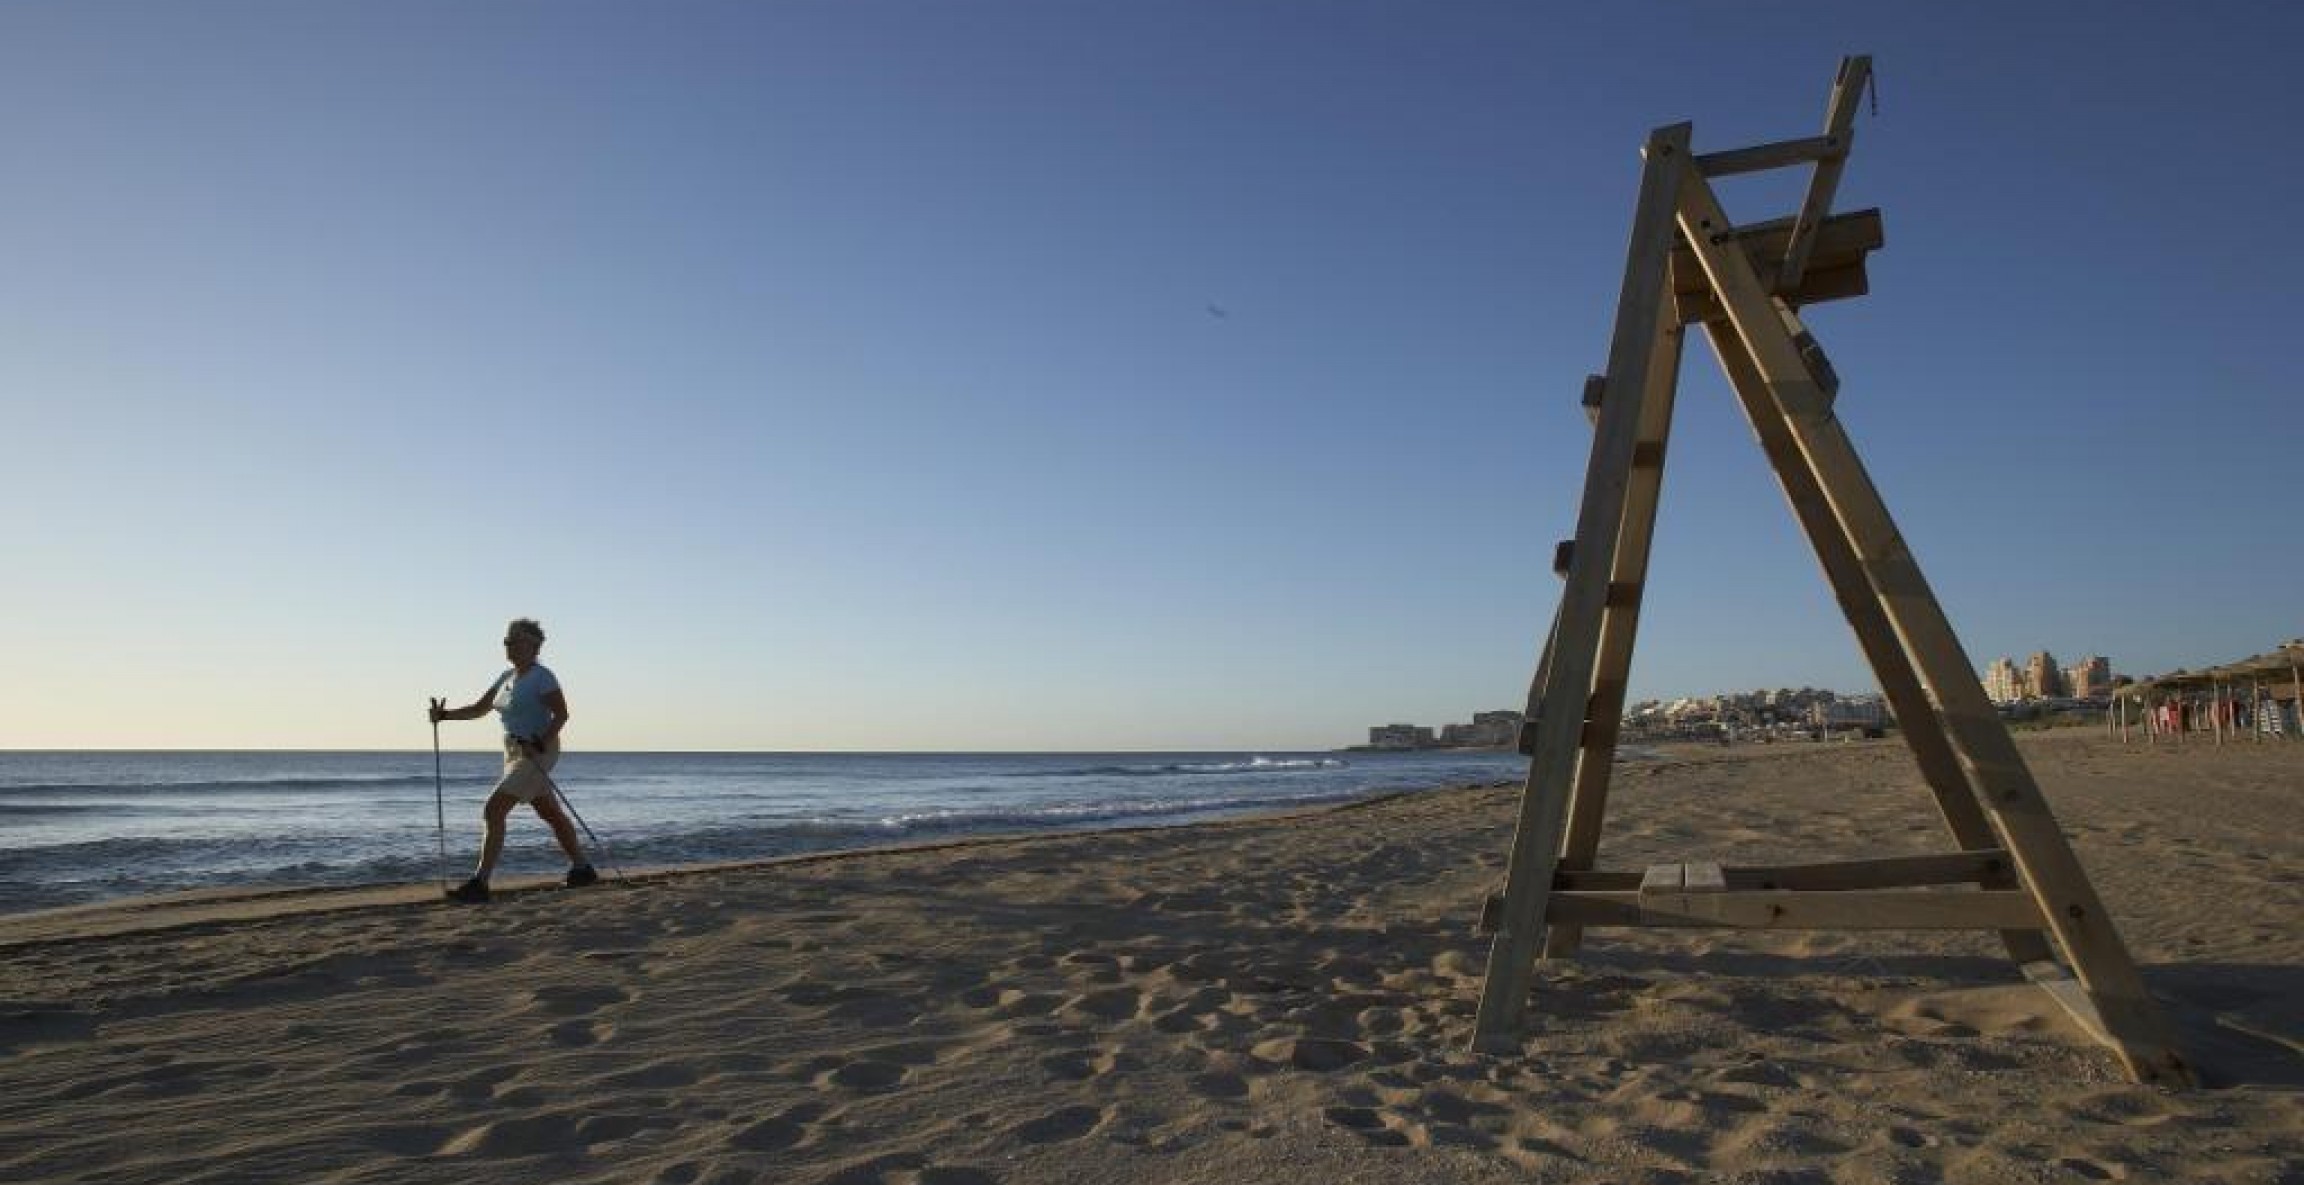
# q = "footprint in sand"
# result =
<box><xmin>548</xmin><ymin>1017</ymin><xmax>612</xmax><ymax>1046</ymax></box>
<box><xmin>576</xmin><ymin>1112</ymin><xmax>682</xmax><ymax>1147</ymax></box>
<box><xmin>350</xmin><ymin>1122</ymin><xmax>454</xmax><ymax>1156</ymax></box>
<box><xmin>731</xmin><ymin>1100</ymin><xmax>831</xmax><ymax>1151</ymax></box>
<box><xmin>1057</xmin><ymin>986</ymin><xmax>1143</xmax><ymax>1025</ymax></box>
<box><xmin>992</xmin><ymin>989</ymin><xmax>1063</xmax><ymax>1019</ymax></box>
<box><xmin>1251</xmin><ymin>1035</ymin><xmax>1369</xmax><ymax>1071</ymax></box>
<box><xmin>811</xmin><ymin>1156</ymin><xmax>1003</xmax><ymax>1185</ymax></box>
<box><xmin>601</xmin><ymin>1059</ymin><xmax>703</xmax><ymax>1089</ymax></box>
<box><xmin>443</xmin><ymin>1111</ymin><xmax>584</xmax><ymax>1158</ymax></box>
<box><xmin>1008</xmin><ymin>1105</ymin><xmax>1105</xmax><ymax>1144</ymax></box>
<box><xmin>1188</xmin><ymin>1070</ymin><xmax>1249</xmax><ymax>1099</ymax></box>
<box><xmin>819</xmin><ymin>1058</ymin><xmax>911</xmax><ymax>1093</ymax></box>
<box><xmin>524</xmin><ymin>983</ymin><xmax>632</xmax><ymax>1017</ymax></box>
<box><xmin>1038</xmin><ymin>1047</ymin><xmax>1143</xmax><ymax>1081</ymax></box>
<box><xmin>446</xmin><ymin>1064</ymin><xmax>520</xmax><ymax>1100</ymax></box>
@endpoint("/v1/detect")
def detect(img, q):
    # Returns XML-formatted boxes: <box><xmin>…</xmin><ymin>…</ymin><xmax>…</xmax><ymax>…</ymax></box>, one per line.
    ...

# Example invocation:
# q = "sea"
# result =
<box><xmin>0</xmin><ymin>748</ymin><xmax>1540</xmax><ymax>916</ymax></box>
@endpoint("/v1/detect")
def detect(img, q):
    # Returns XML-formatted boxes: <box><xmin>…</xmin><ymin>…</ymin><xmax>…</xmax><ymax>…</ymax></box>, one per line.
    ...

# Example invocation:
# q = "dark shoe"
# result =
<box><xmin>566</xmin><ymin>863</ymin><xmax>601</xmax><ymax>888</ymax></box>
<box><xmin>447</xmin><ymin>876</ymin><xmax>491</xmax><ymax>904</ymax></box>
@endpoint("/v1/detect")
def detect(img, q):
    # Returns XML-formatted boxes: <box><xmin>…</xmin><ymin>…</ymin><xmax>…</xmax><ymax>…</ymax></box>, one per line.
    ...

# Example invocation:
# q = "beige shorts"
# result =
<box><xmin>493</xmin><ymin>735</ymin><xmax>562</xmax><ymax>803</ymax></box>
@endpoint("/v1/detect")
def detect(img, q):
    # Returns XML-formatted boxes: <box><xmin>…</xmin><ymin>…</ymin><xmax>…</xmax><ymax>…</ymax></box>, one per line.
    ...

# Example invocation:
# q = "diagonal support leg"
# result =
<box><xmin>1542</xmin><ymin>317</ymin><xmax>1687</xmax><ymax>961</ymax></box>
<box><xmin>1473</xmin><ymin>123</ymin><xmax>1691</xmax><ymax>1051</ymax></box>
<box><xmin>1676</xmin><ymin>172</ymin><xmax>2191</xmax><ymax>1085</ymax></box>
<box><xmin>1700</xmin><ymin>320</ymin><xmax>2053</xmax><ymax>966</ymax></box>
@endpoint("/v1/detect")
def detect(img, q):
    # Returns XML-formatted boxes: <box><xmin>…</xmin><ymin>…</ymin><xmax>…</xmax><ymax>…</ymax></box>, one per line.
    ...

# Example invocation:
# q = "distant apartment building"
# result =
<box><xmin>2064</xmin><ymin>655</ymin><xmax>2112</xmax><ymax>699</ymax></box>
<box><xmin>2024</xmin><ymin>651</ymin><xmax>2065</xmax><ymax>699</ymax></box>
<box><xmin>1370</xmin><ymin>710</ymin><xmax>1523</xmax><ymax>750</ymax></box>
<box><xmin>1982</xmin><ymin>650</ymin><xmax>2114</xmax><ymax>701</ymax></box>
<box><xmin>1984</xmin><ymin>658</ymin><xmax>2022</xmax><ymax>703</ymax></box>
<box><xmin>1368</xmin><ymin>723</ymin><xmax>1437</xmax><ymax>750</ymax></box>
<box><xmin>1438</xmin><ymin>710</ymin><xmax>1523</xmax><ymax>748</ymax></box>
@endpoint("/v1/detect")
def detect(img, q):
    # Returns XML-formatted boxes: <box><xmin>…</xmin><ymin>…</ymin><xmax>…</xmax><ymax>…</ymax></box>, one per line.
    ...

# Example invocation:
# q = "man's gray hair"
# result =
<box><xmin>507</xmin><ymin>617</ymin><xmax>546</xmax><ymax>645</ymax></box>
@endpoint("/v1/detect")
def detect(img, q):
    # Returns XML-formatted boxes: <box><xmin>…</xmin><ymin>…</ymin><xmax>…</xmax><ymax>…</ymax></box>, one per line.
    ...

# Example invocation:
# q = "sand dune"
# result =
<box><xmin>3</xmin><ymin>730</ymin><xmax>2298</xmax><ymax>1183</ymax></box>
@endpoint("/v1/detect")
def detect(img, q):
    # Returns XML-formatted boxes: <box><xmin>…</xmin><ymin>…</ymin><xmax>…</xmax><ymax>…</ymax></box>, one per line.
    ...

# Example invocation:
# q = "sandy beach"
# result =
<box><xmin>2</xmin><ymin>730</ymin><xmax>2298</xmax><ymax>1184</ymax></box>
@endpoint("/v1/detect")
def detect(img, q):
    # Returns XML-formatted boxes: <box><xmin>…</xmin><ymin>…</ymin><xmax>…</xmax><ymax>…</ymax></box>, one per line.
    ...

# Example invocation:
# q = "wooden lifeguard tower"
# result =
<box><xmin>1472</xmin><ymin>57</ymin><xmax>2191</xmax><ymax>1086</ymax></box>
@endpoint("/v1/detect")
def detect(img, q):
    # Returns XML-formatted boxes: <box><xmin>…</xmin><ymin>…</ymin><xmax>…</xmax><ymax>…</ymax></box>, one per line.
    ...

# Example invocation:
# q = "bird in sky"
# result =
<box><xmin>1206</xmin><ymin>303</ymin><xmax>1229</xmax><ymax>320</ymax></box>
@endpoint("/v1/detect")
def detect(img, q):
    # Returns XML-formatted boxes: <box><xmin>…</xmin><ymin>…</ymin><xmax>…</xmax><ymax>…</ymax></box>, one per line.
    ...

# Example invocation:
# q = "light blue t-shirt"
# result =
<box><xmin>490</xmin><ymin>664</ymin><xmax>561</xmax><ymax>741</ymax></box>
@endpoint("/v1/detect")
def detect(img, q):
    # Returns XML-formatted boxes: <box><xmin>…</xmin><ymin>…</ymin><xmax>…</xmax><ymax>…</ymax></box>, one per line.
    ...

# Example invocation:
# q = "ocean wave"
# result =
<box><xmin>0</xmin><ymin>774</ymin><xmax>447</xmax><ymax>799</ymax></box>
<box><xmin>1013</xmin><ymin>757</ymin><xmax>1349</xmax><ymax>779</ymax></box>
<box><xmin>863</xmin><ymin>786</ymin><xmax>1368</xmax><ymax>835</ymax></box>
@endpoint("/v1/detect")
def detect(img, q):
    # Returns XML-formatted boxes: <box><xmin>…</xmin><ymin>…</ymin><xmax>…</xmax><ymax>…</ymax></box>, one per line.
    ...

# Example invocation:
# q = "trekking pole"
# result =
<box><xmin>542</xmin><ymin>771</ymin><xmax>622</xmax><ymax>882</ymax></box>
<box><xmin>429</xmin><ymin>698</ymin><xmax>451</xmax><ymax>893</ymax></box>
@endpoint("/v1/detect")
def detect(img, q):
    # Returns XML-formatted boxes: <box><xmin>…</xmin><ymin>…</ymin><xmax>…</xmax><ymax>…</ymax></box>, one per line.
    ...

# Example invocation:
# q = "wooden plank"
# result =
<box><xmin>1512</xmin><ymin>601</ymin><xmax>1562</xmax><ymax>756</ymax></box>
<box><xmin>1677</xmin><ymin>171</ymin><xmax>2191</xmax><ymax>1087</ymax></box>
<box><xmin>1640</xmin><ymin>863</ymin><xmax>1685</xmax><ymax>895</ymax></box>
<box><xmin>1474</xmin><ymin>123</ymin><xmax>1691</xmax><ymax>1053</ymax></box>
<box><xmin>1677</xmin><ymin>261</ymin><xmax>1867</xmax><ymax>324</ymax></box>
<box><xmin>1732</xmin><ymin>850</ymin><xmax>2014</xmax><ymax>891</ymax></box>
<box><xmin>1581</xmin><ymin>374</ymin><xmax>1606</xmax><ymax>426</ymax></box>
<box><xmin>1541</xmin><ymin>280</ymin><xmax>1689</xmax><ymax>961</ymax></box>
<box><xmin>1696</xmin><ymin>265</ymin><xmax>2055</xmax><ymax>968</ymax></box>
<box><xmin>1696</xmin><ymin>133</ymin><xmax>1849</xmax><ymax>177</ymax></box>
<box><xmin>1573</xmin><ymin>851</ymin><xmax>2014</xmax><ymax>891</ymax></box>
<box><xmin>1777</xmin><ymin>54</ymin><xmax>1872</xmax><ymax>290</ymax></box>
<box><xmin>1491</xmin><ymin>850</ymin><xmax>2022</xmax><ymax>926</ymax></box>
<box><xmin>1684</xmin><ymin>862</ymin><xmax>1727</xmax><ymax>892</ymax></box>
<box><xmin>1671</xmin><ymin>209</ymin><xmax>1883</xmax><ymax>296</ymax></box>
<box><xmin>1551</xmin><ymin>889</ymin><xmax>2046</xmax><ymax>931</ymax></box>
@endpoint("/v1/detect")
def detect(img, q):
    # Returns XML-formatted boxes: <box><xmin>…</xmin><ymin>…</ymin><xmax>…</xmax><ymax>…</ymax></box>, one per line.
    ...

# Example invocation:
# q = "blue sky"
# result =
<box><xmin>2</xmin><ymin>2</ymin><xmax>2297</xmax><ymax>750</ymax></box>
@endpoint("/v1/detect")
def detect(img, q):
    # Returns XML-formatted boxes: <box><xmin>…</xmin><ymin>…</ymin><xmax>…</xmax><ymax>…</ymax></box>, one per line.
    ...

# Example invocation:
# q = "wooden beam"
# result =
<box><xmin>1696</xmin><ymin>133</ymin><xmax>1849</xmax><ymax>177</ymax></box>
<box><xmin>1549</xmin><ymin>889</ymin><xmax>2047</xmax><ymax>931</ymax></box>
<box><xmin>1672</xmin><ymin>208</ymin><xmax>1883</xmax><ymax>296</ymax></box>
<box><xmin>1474</xmin><ymin>124</ymin><xmax>1690</xmax><ymax>1053</ymax></box>
<box><xmin>1777</xmin><ymin>54</ymin><xmax>1872</xmax><ymax>290</ymax></box>
<box><xmin>1729</xmin><ymin>850</ymin><xmax>2016</xmax><ymax>891</ymax></box>
<box><xmin>1677</xmin><ymin>262</ymin><xmax>1867</xmax><ymax>324</ymax></box>
<box><xmin>1544</xmin><ymin>312</ymin><xmax>1687</xmax><ymax>960</ymax></box>
<box><xmin>1484</xmin><ymin>849</ymin><xmax>2023</xmax><ymax>932</ymax></box>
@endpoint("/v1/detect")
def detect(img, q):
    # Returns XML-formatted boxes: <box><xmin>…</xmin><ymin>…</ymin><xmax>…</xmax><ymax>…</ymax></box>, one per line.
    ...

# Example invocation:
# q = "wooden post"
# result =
<box><xmin>1475</xmin><ymin>123</ymin><xmax>1690</xmax><ymax>1052</ymax></box>
<box><xmin>1778</xmin><ymin>56</ymin><xmax>1872</xmax><ymax>291</ymax></box>
<box><xmin>1544</xmin><ymin>312</ymin><xmax>1688</xmax><ymax>960</ymax></box>
<box><xmin>2276</xmin><ymin>654</ymin><xmax>2294</xmax><ymax>737</ymax></box>
<box><xmin>1675</xmin><ymin>167</ymin><xmax>2191</xmax><ymax>1085</ymax></box>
